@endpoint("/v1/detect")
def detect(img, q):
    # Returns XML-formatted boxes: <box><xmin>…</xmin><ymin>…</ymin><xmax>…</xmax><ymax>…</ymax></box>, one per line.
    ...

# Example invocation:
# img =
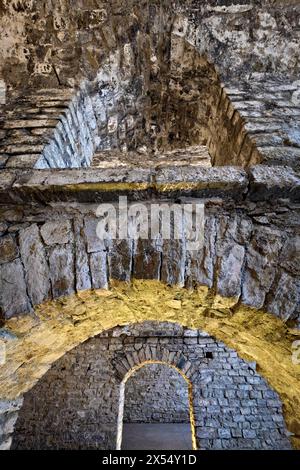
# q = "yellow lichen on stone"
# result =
<box><xmin>0</xmin><ymin>280</ymin><xmax>299</xmax><ymax>448</ymax></box>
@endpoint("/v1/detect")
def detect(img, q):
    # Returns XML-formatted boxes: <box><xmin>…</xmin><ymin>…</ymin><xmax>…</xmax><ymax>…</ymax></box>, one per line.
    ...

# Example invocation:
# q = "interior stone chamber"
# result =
<box><xmin>11</xmin><ymin>322</ymin><xmax>291</xmax><ymax>450</ymax></box>
<box><xmin>0</xmin><ymin>0</ymin><xmax>299</xmax><ymax>451</ymax></box>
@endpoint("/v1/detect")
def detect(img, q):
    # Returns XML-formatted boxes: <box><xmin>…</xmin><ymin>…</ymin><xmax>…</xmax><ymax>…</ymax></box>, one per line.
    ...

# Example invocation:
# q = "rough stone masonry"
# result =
<box><xmin>0</xmin><ymin>0</ymin><xmax>299</xmax><ymax>451</ymax></box>
<box><xmin>11</xmin><ymin>323</ymin><xmax>291</xmax><ymax>450</ymax></box>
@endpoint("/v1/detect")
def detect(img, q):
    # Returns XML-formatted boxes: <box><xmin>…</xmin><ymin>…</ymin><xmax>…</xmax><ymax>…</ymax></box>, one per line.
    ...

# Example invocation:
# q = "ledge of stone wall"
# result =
<box><xmin>0</xmin><ymin>165</ymin><xmax>299</xmax><ymax>204</ymax></box>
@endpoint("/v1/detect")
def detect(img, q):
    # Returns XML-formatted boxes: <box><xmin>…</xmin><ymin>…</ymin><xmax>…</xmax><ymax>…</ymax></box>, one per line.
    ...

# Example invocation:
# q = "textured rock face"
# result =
<box><xmin>11</xmin><ymin>323</ymin><xmax>291</xmax><ymax>450</ymax></box>
<box><xmin>0</xmin><ymin>200</ymin><xmax>299</xmax><ymax>324</ymax></box>
<box><xmin>19</xmin><ymin>225</ymin><xmax>51</xmax><ymax>306</ymax></box>
<box><xmin>124</xmin><ymin>364</ymin><xmax>190</xmax><ymax>424</ymax></box>
<box><xmin>0</xmin><ymin>0</ymin><xmax>299</xmax><ymax>454</ymax></box>
<box><xmin>0</xmin><ymin>399</ymin><xmax>23</xmax><ymax>451</ymax></box>
<box><xmin>0</xmin><ymin>1</ymin><xmax>299</xmax><ymax>170</ymax></box>
<box><xmin>0</xmin><ymin>235</ymin><xmax>18</xmax><ymax>264</ymax></box>
<box><xmin>0</xmin><ymin>1</ymin><xmax>298</xmax><ymax>89</ymax></box>
<box><xmin>0</xmin><ymin>283</ymin><xmax>299</xmax><ymax>447</ymax></box>
<box><xmin>0</xmin><ymin>259</ymin><xmax>31</xmax><ymax>319</ymax></box>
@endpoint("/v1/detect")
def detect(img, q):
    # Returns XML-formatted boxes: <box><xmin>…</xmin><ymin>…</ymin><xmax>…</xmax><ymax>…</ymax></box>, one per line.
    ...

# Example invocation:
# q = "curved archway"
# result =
<box><xmin>0</xmin><ymin>283</ymin><xmax>299</xmax><ymax>449</ymax></box>
<box><xmin>116</xmin><ymin>360</ymin><xmax>197</xmax><ymax>451</ymax></box>
<box><xmin>9</xmin><ymin>318</ymin><xmax>293</xmax><ymax>450</ymax></box>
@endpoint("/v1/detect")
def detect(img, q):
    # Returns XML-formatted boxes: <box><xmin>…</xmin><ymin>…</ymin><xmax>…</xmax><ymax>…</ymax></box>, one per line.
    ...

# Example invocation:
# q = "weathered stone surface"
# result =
<box><xmin>259</xmin><ymin>147</ymin><xmax>300</xmax><ymax>169</ymax></box>
<box><xmin>0</xmin><ymin>235</ymin><xmax>18</xmax><ymax>264</ymax></box>
<box><xmin>133</xmin><ymin>239</ymin><xmax>162</xmax><ymax>280</ymax></box>
<box><xmin>186</xmin><ymin>215</ymin><xmax>216</xmax><ymax>288</ymax></box>
<box><xmin>5</xmin><ymin>154</ymin><xmax>41</xmax><ymax>169</ymax></box>
<box><xmin>0</xmin><ymin>223</ymin><xmax>8</xmax><ymax>235</ymax></box>
<box><xmin>10</xmin><ymin>322</ymin><xmax>291</xmax><ymax>450</ymax></box>
<box><xmin>0</xmin><ymin>398</ymin><xmax>23</xmax><ymax>451</ymax></box>
<box><xmin>89</xmin><ymin>251</ymin><xmax>108</xmax><ymax>289</ymax></box>
<box><xmin>0</xmin><ymin>171</ymin><xmax>15</xmax><ymax>189</ymax></box>
<box><xmin>0</xmin><ymin>155</ymin><xmax>9</xmax><ymax>169</ymax></box>
<box><xmin>161</xmin><ymin>239</ymin><xmax>186</xmax><ymax>287</ymax></box>
<box><xmin>249</xmin><ymin>166</ymin><xmax>300</xmax><ymax>202</ymax></box>
<box><xmin>216</xmin><ymin>243</ymin><xmax>245</xmax><ymax>300</ymax></box>
<box><xmin>242</xmin><ymin>228</ymin><xmax>283</xmax><ymax>309</ymax></box>
<box><xmin>155</xmin><ymin>167</ymin><xmax>248</xmax><ymax>196</ymax></box>
<box><xmin>19</xmin><ymin>225</ymin><xmax>51</xmax><ymax>306</ymax></box>
<box><xmin>74</xmin><ymin>218</ymin><xmax>91</xmax><ymax>291</ymax></box>
<box><xmin>108</xmin><ymin>239</ymin><xmax>132</xmax><ymax>282</ymax></box>
<box><xmin>0</xmin><ymin>259</ymin><xmax>31</xmax><ymax>318</ymax></box>
<box><xmin>48</xmin><ymin>245</ymin><xmax>75</xmax><ymax>298</ymax></box>
<box><xmin>40</xmin><ymin>220</ymin><xmax>72</xmax><ymax>245</ymax></box>
<box><xmin>0</xmin><ymin>200</ymin><xmax>298</xmax><ymax>322</ymax></box>
<box><xmin>266</xmin><ymin>272</ymin><xmax>300</xmax><ymax>322</ymax></box>
<box><xmin>84</xmin><ymin>217</ymin><xmax>106</xmax><ymax>253</ymax></box>
<box><xmin>279</xmin><ymin>237</ymin><xmax>300</xmax><ymax>277</ymax></box>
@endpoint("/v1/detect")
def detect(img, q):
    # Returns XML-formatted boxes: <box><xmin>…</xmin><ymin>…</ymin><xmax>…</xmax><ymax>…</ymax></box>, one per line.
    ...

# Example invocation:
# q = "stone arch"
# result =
<box><xmin>9</xmin><ymin>320</ymin><xmax>292</xmax><ymax>450</ymax></box>
<box><xmin>0</xmin><ymin>286</ymin><xmax>298</xmax><ymax>449</ymax></box>
<box><xmin>116</xmin><ymin>360</ymin><xmax>197</xmax><ymax>450</ymax></box>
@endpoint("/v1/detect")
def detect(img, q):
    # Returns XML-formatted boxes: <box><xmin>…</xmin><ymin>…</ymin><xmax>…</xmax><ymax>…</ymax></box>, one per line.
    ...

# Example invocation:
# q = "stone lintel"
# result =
<box><xmin>0</xmin><ymin>165</ymin><xmax>299</xmax><ymax>203</ymax></box>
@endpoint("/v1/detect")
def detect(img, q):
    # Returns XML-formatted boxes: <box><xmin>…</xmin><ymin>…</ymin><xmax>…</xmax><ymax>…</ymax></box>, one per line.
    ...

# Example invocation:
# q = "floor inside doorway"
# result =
<box><xmin>121</xmin><ymin>423</ymin><xmax>193</xmax><ymax>450</ymax></box>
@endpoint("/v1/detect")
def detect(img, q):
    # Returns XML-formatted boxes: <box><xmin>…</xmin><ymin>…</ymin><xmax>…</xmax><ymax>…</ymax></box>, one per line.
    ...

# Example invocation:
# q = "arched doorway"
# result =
<box><xmin>10</xmin><ymin>321</ymin><xmax>291</xmax><ymax>450</ymax></box>
<box><xmin>117</xmin><ymin>361</ymin><xmax>196</xmax><ymax>450</ymax></box>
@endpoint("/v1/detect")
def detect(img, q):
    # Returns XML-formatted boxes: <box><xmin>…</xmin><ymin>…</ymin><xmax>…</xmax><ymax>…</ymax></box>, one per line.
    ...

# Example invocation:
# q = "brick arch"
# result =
<box><xmin>112</xmin><ymin>346</ymin><xmax>196</xmax><ymax>381</ymax></box>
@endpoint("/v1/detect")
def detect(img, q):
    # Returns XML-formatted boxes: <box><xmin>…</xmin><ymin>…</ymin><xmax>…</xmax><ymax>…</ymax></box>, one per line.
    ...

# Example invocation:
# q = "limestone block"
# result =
<box><xmin>266</xmin><ymin>272</ymin><xmax>299</xmax><ymax>322</ymax></box>
<box><xmin>249</xmin><ymin>165</ymin><xmax>300</xmax><ymax>202</ymax></box>
<box><xmin>19</xmin><ymin>224</ymin><xmax>51</xmax><ymax>305</ymax></box>
<box><xmin>3</xmin><ymin>119</ymin><xmax>58</xmax><ymax>129</ymax></box>
<box><xmin>40</xmin><ymin>220</ymin><xmax>72</xmax><ymax>245</ymax></box>
<box><xmin>84</xmin><ymin>217</ymin><xmax>106</xmax><ymax>253</ymax></box>
<box><xmin>186</xmin><ymin>215</ymin><xmax>216</xmax><ymax>288</ymax></box>
<box><xmin>241</xmin><ymin>229</ymin><xmax>283</xmax><ymax>309</ymax></box>
<box><xmin>74</xmin><ymin>218</ymin><xmax>91</xmax><ymax>292</ymax></box>
<box><xmin>217</xmin><ymin>243</ymin><xmax>245</xmax><ymax>300</ymax></box>
<box><xmin>108</xmin><ymin>239</ymin><xmax>132</xmax><ymax>282</ymax></box>
<box><xmin>0</xmin><ymin>235</ymin><xmax>19</xmax><ymax>264</ymax></box>
<box><xmin>89</xmin><ymin>251</ymin><xmax>108</xmax><ymax>289</ymax></box>
<box><xmin>6</xmin><ymin>154</ymin><xmax>41</xmax><ymax>168</ymax></box>
<box><xmin>48</xmin><ymin>245</ymin><xmax>75</xmax><ymax>297</ymax></box>
<box><xmin>0</xmin><ymin>259</ymin><xmax>31</xmax><ymax>318</ymax></box>
<box><xmin>161</xmin><ymin>239</ymin><xmax>186</xmax><ymax>287</ymax></box>
<box><xmin>133</xmin><ymin>238</ymin><xmax>162</xmax><ymax>280</ymax></box>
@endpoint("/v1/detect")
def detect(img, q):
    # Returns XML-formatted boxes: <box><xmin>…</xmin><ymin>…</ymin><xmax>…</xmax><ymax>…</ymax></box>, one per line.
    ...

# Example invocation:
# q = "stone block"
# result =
<box><xmin>48</xmin><ymin>245</ymin><xmax>75</xmax><ymax>297</ymax></box>
<box><xmin>0</xmin><ymin>235</ymin><xmax>19</xmax><ymax>265</ymax></box>
<box><xmin>19</xmin><ymin>224</ymin><xmax>51</xmax><ymax>305</ymax></box>
<box><xmin>0</xmin><ymin>259</ymin><xmax>31</xmax><ymax>318</ymax></box>
<box><xmin>40</xmin><ymin>220</ymin><xmax>72</xmax><ymax>245</ymax></box>
<box><xmin>74</xmin><ymin>218</ymin><xmax>91</xmax><ymax>292</ymax></box>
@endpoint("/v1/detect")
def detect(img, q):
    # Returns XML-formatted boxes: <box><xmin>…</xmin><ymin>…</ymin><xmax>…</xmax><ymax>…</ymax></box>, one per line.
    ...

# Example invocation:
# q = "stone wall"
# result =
<box><xmin>1</xmin><ymin>1</ymin><xmax>299</xmax><ymax>170</ymax></box>
<box><xmin>0</xmin><ymin>33</ymin><xmax>264</xmax><ymax>170</ymax></box>
<box><xmin>0</xmin><ymin>398</ymin><xmax>23</xmax><ymax>450</ymax></box>
<box><xmin>0</xmin><ymin>198</ymin><xmax>299</xmax><ymax>325</ymax></box>
<box><xmin>11</xmin><ymin>322</ymin><xmax>291</xmax><ymax>450</ymax></box>
<box><xmin>124</xmin><ymin>364</ymin><xmax>190</xmax><ymax>424</ymax></box>
<box><xmin>1</xmin><ymin>1</ymin><xmax>299</xmax><ymax>89</ymax></box>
